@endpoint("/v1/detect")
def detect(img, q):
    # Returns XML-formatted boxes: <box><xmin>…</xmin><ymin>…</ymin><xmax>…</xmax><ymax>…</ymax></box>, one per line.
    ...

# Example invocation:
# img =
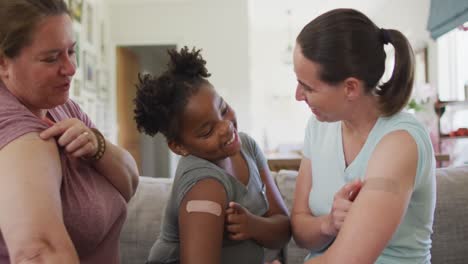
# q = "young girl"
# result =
<box><xmin>134</xmin><ymin>47</ymin><xmax>291</xmax><ymax>264</ymax></box>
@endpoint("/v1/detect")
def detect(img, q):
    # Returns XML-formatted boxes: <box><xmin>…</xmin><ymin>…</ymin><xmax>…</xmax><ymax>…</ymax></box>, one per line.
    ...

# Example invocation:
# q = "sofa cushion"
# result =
<box><xmin>273</xmin><ymin>170</ymin><xmax>310</xmax><ymax>263</ymax></box>
<box><xmin>273</xmin><ymin>167</ymin><xmax>468</xmax><ymax>264</ymax></box>
<box><xmin>432</xmin><ymin>166</ymin><xmax>468</xmax><ymax>264</ymax></box>
<box><xmin>120</xmin><ymin>177</ymin><xmax>173</xmax><ymax>264</ymax></box>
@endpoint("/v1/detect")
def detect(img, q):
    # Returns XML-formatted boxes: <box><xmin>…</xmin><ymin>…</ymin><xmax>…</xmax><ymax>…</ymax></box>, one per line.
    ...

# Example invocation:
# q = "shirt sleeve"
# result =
<box><xmin>174</xmin><ymin>166</ymin><xmax>234</xmax><ymax>209</ymax></box>
<box><xmin>66</xmin><ymin>99</ymin><xmax>96</xmax><ymax>128</ymax></box>
<box><xmin>239</xmin><ymin>132</ymin><xmax>268</xmax><ymax>170</ymax></box>
<box><xmin>0</xmin><ymin>97</ymin><xmax>49</xmax><ymax>150</ymax></box>
<box><xmin>302</xmin><ymin>116</ymin><xmax>316</xmax><ymax>159</ymax></box>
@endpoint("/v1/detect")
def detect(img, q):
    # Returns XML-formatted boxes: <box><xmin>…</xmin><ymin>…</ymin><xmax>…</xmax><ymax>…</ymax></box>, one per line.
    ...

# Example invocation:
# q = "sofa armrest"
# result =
<box><xmin>432</xmin><ymin>166</ymin><xmax>468</xmax><ymax>264</ymax></box>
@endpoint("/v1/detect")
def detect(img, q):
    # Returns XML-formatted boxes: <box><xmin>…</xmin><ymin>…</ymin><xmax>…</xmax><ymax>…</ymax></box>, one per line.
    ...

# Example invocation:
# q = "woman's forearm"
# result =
<box><xmin>250</xmin><ymin>214</ymin><xmax>291</xmax><ymax>249</ymax></box>
<box><xmin>93</xmin><ymin>140</ymin><xmax>139</xmax><ymax>202</ymax></box>
<box><xmin>291</xmin><ymin>213</ymin><xmax>335</xmax><ymax>251</ymax></box>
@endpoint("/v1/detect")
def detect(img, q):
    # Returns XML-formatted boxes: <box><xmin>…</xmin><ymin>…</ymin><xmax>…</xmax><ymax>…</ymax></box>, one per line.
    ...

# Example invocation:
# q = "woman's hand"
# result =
<box><xmin>40</xmin><ymin>117</ymin><xmax>97</xmax><ymax>159</ymax></box>
<box><xmin>322</xmin><ymin>179</ymin><xmax>362</xmax><ymax>236</ymax></box>
<box><xmin>225</xmin><ymin>202</ymin><xmax>256</xmax><ymax>241</ymax></box>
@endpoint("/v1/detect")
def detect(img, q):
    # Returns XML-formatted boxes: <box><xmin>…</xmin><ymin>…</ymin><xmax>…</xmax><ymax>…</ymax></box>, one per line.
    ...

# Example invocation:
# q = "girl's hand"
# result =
<box><xmin>40</xmin><ymin>117</ymin><xmax>98</xmax><ymax>159</ymax></box>
<box><xmin>225</xmin><ymin>202</ymin><xmax>256</xmax><ymax>241</ymax></box>
<box><xmin>322</xmin><ymin>179</ymin><xmax>362</xmax><ymax>236</ymax></box>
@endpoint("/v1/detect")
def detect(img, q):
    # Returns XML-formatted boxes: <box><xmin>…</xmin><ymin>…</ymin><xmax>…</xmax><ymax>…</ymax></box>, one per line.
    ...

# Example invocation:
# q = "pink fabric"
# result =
<box><xmin>0</xmin><ymin>83</ymin><xmax>127</xmax><ymax>263</ymax></box>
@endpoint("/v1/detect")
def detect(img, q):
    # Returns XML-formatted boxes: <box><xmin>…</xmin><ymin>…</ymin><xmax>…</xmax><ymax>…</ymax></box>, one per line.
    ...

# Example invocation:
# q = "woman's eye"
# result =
<box><xmin>42</xmin><ymin>57</ymin><xmax>58</xmax><ymax>63</ymax></box>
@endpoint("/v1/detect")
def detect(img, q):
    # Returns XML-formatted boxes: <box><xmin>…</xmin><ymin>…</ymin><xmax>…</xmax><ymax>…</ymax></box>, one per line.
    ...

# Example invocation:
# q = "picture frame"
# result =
<box><xmin>84</xmin><ymin>1</ymin><xmax>94</xmax><ymax>45</ymax></box>
<box><xmin>68</xmin><ymin>0</ymin><xmax>83</xmax><ymax>23</ymax></box>
<box><xmin>72</xmin><ymin>25</ymin><xmax>81</xmax><ymax>67</ymax></box>
<box><xmin>100</xmin><ymin>21</ymin><xmax>107</xmax><ymax>63</ymax></box>
<box><xmin>86</xmin><ymin>97</ymin><xmax>96</xmax><ymax>121</ymax></box>
<box><xmin>95</xmin><ymin>101</ymin><xmax>105</xmax><ymax>130</ymax></box>
<box><xmin>82</xmin><ymin>50</ymin><xmax>96</xmax><ymax>91</ymax></box>
<box><xmin>96</xmin><ymin>68</ymin><xmax>109</xmax><ymax>98</ymax></box>
<box><xmin>71</xmin><ymin>78</ymin><xmax>82</xmax><ymax>98</ymax></box>
<box><xmin>414</xmin><ymin>47</ymin><xmax>428</xmax><ymax>84</ymax></box>
<box><xmin>74</xmin><ymin>98</ymin><xmax>85</xmax><ymax>111</ymax></box>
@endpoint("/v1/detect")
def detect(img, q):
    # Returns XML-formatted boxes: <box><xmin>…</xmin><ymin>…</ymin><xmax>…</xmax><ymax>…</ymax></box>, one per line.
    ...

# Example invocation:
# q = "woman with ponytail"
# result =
<box><xmin>291</xmin><ymin>8</ymin><xmax>435</xmax><ymax>264</ymax></box>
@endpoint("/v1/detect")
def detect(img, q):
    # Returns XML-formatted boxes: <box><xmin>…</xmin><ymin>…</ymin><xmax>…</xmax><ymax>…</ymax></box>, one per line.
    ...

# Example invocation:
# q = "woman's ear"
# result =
<box><xmin>343</xmin><ymin>77</ymin><xmax>363</xmax><ymax>101</ymax></box>
<box><xmin>168</xmin><ymin>140</ymin><xmax>189</xmax><ymax>156</ymax></box>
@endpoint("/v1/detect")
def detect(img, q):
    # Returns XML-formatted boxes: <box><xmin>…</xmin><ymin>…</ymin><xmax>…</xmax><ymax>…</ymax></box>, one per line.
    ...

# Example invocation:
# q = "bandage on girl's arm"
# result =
<box><xmin>178</xmin><ymin>178</ymin><xmax>228</xmax><ymax>264</ymax></box>
<box><xmin>186</xmin><ymin>200</ymin><xmax>222</xmax><ymax>216</ymax></box>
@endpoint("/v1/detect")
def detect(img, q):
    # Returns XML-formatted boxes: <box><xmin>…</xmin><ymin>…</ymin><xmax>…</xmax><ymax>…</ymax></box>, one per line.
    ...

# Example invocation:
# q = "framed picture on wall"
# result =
<box><xmin>100</xmin><ymin>21</ymin><xmax>107</xmax><ymax>63</ymax></box>
<box><xmin>74</xmin><ymin>98</ymin><xmax>85</xmax><ymax>111</ymax></box>
<box><xmin>72</xmin><ymin>26</ymin><xmax>81</xmax><ymax>67</ymax></box>
<box><xmin>68</xmin><ymin>0</ymin><xmax>83</xmax><ymax>23</ymax></box>
<box><xmin>96</xmin><ymin>68</ymin><xmax>109</xmax><ymax>98</ymax></box>
<box><xmin>84</xmin><ymin>1</ymin><xmax>94</xmax><ymax>45</ymax></box>
<box><xmin>95</xmin><ymin>101</ymin><xmax>105</xmax><ymax>129</ymax></box>
<box><xmin>414</xmin><ymin>47</ymin><xmax>428</xmax><ymax>84</ymax></box>
<box><xmin>86</xmin><ymin>97</ymin><xmax>96</xmax><ymax>121</ymax></box>
<box><xmin>72</xmin><ymin>78</ymin><xmax>82</xmax><ymax>98</ymax></box>
<box><xmin>83</xmin><ymin>51</ymin><xmax>96</xmax><ymax>91</ymax></box>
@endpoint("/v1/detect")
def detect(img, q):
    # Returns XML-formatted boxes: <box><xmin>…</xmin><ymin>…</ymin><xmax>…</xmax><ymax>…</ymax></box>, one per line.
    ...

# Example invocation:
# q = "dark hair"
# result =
<box><xmin>0</xmin><ymin>0</ymin><xmax>69</xmax><ymax>58</ymax></box>
<box><xmin>134</xmin><ymin>46</ymin><xmax>211</xmax><ymax>142</ymax></box>
<box><xmin>296</xmin><ymin>8</ymin><xmax>414</xmax><ymax>116</ymax></box>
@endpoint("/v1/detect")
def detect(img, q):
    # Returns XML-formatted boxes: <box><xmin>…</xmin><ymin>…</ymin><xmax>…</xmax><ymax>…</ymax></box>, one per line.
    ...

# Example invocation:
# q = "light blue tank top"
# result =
<box><xmin>303</xmin><ymin>112</ymin><xmax>436</xmax><ymax>264</ymax></box>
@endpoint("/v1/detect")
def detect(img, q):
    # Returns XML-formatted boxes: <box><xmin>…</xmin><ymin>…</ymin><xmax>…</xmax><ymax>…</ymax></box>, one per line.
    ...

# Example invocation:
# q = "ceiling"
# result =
<box><xmin>249</xmin><ymin>0</ymin><xmax>432</xmax><ymax>50</ymax></box>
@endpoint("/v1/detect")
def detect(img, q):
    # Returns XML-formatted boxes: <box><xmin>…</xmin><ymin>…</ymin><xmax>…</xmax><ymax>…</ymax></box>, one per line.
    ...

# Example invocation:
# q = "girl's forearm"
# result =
<box><xmin>250</xmin><ymin>214</ymin><xmax>291</xmax><ymax>249</ymax></box>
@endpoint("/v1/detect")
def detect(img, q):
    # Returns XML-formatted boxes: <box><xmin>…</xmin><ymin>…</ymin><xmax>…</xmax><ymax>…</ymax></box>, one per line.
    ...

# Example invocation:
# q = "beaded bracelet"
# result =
<box><xmin>84</xmin><ymin>128</ymin><xmax>106</xmax><ymax>162</ymax></box>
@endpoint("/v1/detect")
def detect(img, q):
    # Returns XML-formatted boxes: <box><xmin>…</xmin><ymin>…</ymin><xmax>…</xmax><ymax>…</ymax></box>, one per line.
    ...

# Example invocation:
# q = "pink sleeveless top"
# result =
<box><xmin>0</xmin><ymin>83</ymin><xmax>127</xmax><ymax>263</ymax></box>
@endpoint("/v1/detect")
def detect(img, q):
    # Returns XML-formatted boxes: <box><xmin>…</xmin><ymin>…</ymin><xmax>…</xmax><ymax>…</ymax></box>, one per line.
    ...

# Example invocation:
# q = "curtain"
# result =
<box><xmin>427</xmin><ymin>0</ymin><xmax>468</xmax><ymax>39</ymax></box>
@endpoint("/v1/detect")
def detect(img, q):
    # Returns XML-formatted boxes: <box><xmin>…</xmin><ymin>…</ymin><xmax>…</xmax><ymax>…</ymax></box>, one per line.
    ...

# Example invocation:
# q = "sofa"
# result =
<box><xmin>120</xmin><ymin>166</ymin><xmax>468</xmax><ymax>264</ymax></box>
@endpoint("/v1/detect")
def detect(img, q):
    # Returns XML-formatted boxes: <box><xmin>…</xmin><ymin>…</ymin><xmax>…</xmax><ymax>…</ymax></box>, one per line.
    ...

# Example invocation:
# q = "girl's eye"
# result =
<box><xmin>221</xmin><ymin>105</ymin><xmax>229</xmax><ymax>115</ymax></box>
<box><xmin>201</xmin><ymin>128</ymin><xmax>213</xmax><ymax>138</ymax></box>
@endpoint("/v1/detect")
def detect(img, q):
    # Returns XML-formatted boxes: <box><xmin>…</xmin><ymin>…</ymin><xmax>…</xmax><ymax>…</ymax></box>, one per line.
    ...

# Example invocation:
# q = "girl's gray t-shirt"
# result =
<box><xmin>147</xmin><ymin>132</ymin><xmax>270</xmax><ymax>264</ymax></box>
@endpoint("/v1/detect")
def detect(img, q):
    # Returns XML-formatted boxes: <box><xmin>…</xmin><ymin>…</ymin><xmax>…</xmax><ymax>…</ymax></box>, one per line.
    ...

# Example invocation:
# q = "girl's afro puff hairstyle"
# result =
<box><xmin>133</xmin><ymin>46</ymin><xmax>211</xmax><ymax>142</ymax></box>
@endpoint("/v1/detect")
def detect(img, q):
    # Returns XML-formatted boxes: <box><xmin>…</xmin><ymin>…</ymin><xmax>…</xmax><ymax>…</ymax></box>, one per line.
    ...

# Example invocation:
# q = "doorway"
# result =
<box><xmin>116</xmin><ymin>44</ymin><xmax>177</xmax><ymax>178</ymax></box>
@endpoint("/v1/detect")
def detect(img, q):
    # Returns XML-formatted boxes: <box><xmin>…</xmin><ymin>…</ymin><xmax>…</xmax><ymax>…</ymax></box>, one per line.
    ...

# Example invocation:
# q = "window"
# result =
<box><xmin>437</xmin><ymin>26</ymin><xmax>468</xmax><ymax>101</ymax></box>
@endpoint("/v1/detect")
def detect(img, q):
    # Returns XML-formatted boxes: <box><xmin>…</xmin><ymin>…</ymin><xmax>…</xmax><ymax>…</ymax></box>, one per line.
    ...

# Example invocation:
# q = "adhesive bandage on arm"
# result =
<box><xmin>363</xmin><ymin>178</ymin><xmax>401</xmax><ymax>194</ymax></box>
<box><xmin>186</xmin><ymin>200</ymin><xmax>222</xmax><ymax>216</ymax></box>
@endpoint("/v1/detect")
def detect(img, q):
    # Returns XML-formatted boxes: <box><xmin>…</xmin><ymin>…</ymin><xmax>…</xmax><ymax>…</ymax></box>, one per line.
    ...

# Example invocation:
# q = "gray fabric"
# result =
<box><xmin>273</xmin><ymin>170</ymin><xmax>310</xmax><ymax>263</ymax></box>
<box><xmin>431</xmin><ymin>166</ymin><xmax>468</xmax><ymax>264</ymax></box>
<box><xmin>121</xmin><ymin>166</ymin><xmax>468</xmax><ymax>264</ymax></box>
<box><xmin>274</xmin><ymin>167</ymin><xmax>468</xmax><ymax>264</ymax></box>
<box><xmin>147</xmin><ymin>132</ymin><xmax>269</xmax><ymax>264</ymax></box>
<box><xmin>120</xmin><ymin>177</ymin><xmax>173</xmax><ymax>264</ymax></box>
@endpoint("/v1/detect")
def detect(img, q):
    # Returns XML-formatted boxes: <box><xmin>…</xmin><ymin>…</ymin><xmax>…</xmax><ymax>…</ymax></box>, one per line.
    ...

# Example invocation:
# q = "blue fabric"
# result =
<box><xmin>302</xmin><ymin>112</ymin><xmax>436</xmax><ymax>263</ymax></box>
<box><xmin>427</xmin><ymin>0</ymin><xmax>468</xmax><ymax>39</ymax></box>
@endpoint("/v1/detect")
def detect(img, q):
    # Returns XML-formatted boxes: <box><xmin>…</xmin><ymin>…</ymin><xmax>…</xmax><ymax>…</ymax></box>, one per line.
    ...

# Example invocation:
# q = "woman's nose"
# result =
<box><xmin>295</xmin><ymin>85</ymin><xmax>305</xmax><ymax>101</ymax></box>
<box><xmin>60</xmin><ymin>54</ymin><xmax>76</xmax><ymax>77</ymax></box>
